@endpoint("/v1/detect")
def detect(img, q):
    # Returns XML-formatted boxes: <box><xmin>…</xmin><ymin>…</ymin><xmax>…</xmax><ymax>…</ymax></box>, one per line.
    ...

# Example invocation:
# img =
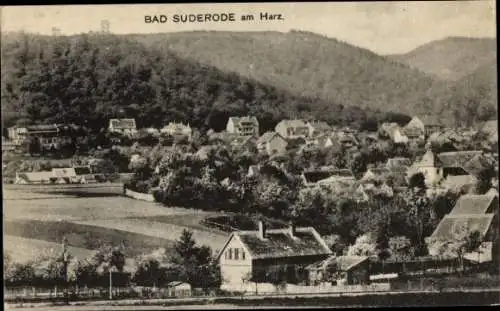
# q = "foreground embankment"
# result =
<box><xmin>6</xmin><ymin>288</ymin><xmax>500</xmax><ymax>310</ymax></box>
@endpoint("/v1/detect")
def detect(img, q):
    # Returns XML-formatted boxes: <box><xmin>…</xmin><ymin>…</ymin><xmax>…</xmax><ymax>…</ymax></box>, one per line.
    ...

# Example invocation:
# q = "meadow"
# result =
<box><xmin>3</xmin><ymin>184</ymin><xmax>229</xmax><ymax>263</ymax></box>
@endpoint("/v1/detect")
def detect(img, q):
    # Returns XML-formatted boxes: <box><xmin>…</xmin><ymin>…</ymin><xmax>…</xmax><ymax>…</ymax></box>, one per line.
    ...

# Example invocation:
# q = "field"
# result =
<box><xmin>3</xmin><ymin>184</ymin><xmax>229</xmax><ymax>263</ymax></box>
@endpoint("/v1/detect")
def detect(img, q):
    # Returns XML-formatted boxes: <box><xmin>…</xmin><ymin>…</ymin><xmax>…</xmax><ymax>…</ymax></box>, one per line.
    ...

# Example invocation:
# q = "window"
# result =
<box><xmin>225</xmin><ymin>252</ymin><xmax>228</xmax><ymax>260</ymax></box>
<box><xmin>235</xmin><ymin>248</ymin><xmax>239</xmax><ymax>260</ymax></box>
<box><xmin>228</xmin><ymin>248</ymin><xmax>232</xmax><ymax>260</ymax></box>
<box><xmin>242</xmin><ymin>250</ymin><xmax>246</xmax><ymax>260</ymax></box>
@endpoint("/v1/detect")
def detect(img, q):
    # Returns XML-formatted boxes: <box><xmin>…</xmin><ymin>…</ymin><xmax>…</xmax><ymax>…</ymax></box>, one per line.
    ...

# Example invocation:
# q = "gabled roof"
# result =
<box><xmin>307</xmin><ymin>121</ymin><xmax>331</xmax><ymax>131</ymax></box>
<box><xmin>228</xmin><ymin>116</ymin><xmax>259</xmax><ymax>126</ymax></box>
<box><xmin>17</xmin><ymin>171</ymin><xmax>55</xmax><ymax>182</ymax></box>
<box><xmin>441</xmin><ymin>175</ymin><xmax>477</xmax><ymax>191</ymax></box>
<box><xmin>449</xmin><ymin>194</ymin><xmax>498</xmax><ymax>215</ymax></box>
<box><xmin>52</xmin><ymin>168</ymin><xmax>77</xmax><ymax>178</ymax></box>
<box><xmin>386</xmin><ymin>157</ymin><xmax>412</xmax><ymax>170</ymax></box>
<box><xmin>109</xmin><ymin>118</ymin><xmax>136</xmax><ymax>129</ymax></box>
<box><xmin>416</xmin><ymin>115</ymin><xmax>442</xmax><ymax>126</ymax></box>
<box><xmin>414</xmin><ymin>150</ymin><xmax>441</xmax><ymax>167</ymax></box>
<box><xmin>74</xmin><ymin>166</ymin><xmax>92</xmax><ymax>175</ymax></box>
<box><xmin>225</xmin><ymin>227</ymin><xmax>332</xmax><ymax>260</ymax></box>
<box><xmin>430</xmin><ymin>214</ymin><xmax>495</xmax><ymax>241</ymax></box>
<box><xmin>230</xmin><ymin>135</ymin><xmax>255</xmax><ymax>147</ymax></box>
<box><xmin>437</xmin><ymin>151</ymin><xmax>483</xmax><ymax>168</ymax></box>
<box><xmin>481</xmin><ymin>120</ymin><xmax>498</xmax><ymax>135</ymax></box>
<box><xmin>303</xmin><ymin>169</ymin><xmax>354</xmax><ymax>183</ymax></box>
<box><xmin>257</xmin><ymin>131</ymin><xmax>284</xmax><ymax>145</ymax></box>
<box><xmin>462</xmin><ymin>153</ymin><xmax>495</xmax><ymax>176</ymax></box>
<box><xmin>26</xmin><ymin>124</ymin><xmax>60</xmax><ymax>132</ymax></box>
<box><xmin>306</xmin><ymin>255</ymin><xmax>368</xmax><ymax>272</ymax></box>
<box><xmin>365</xmin><ymin>167</ymin><xmax>390</xmax><ymax>176</ymax></box>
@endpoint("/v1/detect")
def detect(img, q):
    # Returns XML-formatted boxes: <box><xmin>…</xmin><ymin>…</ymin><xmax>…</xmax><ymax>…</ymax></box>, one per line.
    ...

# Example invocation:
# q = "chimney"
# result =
<box><xmin>258</xmin><ymin>221</ymin><xmax>266</xmax><ymax>240</ymax></box>
<box><xmin>288</xmin><ymin>221</ymin><xmax>296</xmax><ymax>238</ymax></box>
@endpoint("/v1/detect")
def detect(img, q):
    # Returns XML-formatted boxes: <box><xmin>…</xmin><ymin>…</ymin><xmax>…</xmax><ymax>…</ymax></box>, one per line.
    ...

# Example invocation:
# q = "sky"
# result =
<box><xmin>0</xmin><ymin>1</ymin><xmax>496</xmax><ymax>55</ymax></box>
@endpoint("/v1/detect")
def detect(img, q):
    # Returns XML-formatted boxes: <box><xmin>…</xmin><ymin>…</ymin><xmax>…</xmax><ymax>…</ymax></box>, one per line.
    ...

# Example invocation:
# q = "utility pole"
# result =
<box><xmin>109</xmin><ymin>266</ymin><xmax>117</xmax><ymax>300</ymax></box>
<box><xmin>61</xmin><ymin>237</ymin><xmax>70</xmax><ymax>305</ymax></box>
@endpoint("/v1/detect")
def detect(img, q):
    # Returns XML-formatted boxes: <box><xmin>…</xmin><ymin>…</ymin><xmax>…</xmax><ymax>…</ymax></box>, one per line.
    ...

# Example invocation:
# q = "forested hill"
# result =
<box><xmin>388</xmin><ymin>37</ymin><xmax>496</xmax><ymax>81</ymax></box>
<box><xmin>427</xmin><ymin>59</ymin><xmax>498</xmax><ymax>126</ymax></box>
<box><xmin>1</xmin><ymin>32</ymin><xmax>409</xmax><ymax>133</ymax></box>
<box><xmin>132</xmin><ymin>30</ymin><xmax>497</xmax><ymax>126</ymax></box>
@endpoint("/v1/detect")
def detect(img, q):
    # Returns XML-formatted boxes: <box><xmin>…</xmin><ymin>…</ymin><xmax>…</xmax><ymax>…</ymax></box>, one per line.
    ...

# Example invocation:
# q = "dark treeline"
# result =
<box><xmin>1</xmin><ymin>33</ymin><xmax>410</xmax><ymax>134</ymax></box>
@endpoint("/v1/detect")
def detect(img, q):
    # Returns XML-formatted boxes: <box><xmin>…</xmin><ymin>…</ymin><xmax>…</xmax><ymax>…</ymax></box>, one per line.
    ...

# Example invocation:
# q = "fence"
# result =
<box><xmin>123</xmin><ymin>188</ymin><xmax>155</xmax><ymax>202</ymax></box>
<box><xmin>220</xmin><ymin>282</ymin><xmax>392</xmax><ymax>295</ymax></box>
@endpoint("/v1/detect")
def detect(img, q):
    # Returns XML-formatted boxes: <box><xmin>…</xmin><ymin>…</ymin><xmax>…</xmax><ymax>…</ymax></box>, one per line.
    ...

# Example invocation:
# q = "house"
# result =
<box><xmin>306</xmin><ymin>121</ymin><xmax>332</xmax><ymax>137</ymax></box>
<box><xmin>7</xmin><ymin>126</ymin><xmax>28</xmax><ymax>145</ymax></box>
<box><xmin>440</xmin><ymin>175</ymin><xmax>477</xmax><ymax>193</ymax></box>
<box><xmin>361</xmin><ymin>168</ymin><xmax>391</xmax><ymax>182</ymax></box>
<box><xmin>195</xmin><ymin>145</ymin><xmax>218</xmax><ymax>161</ymax></box>
<box><xmin>408</xmin><ymin>150</ymin><xmax>485</xmax><ymax>187</ymax></box>
<box><xmin>256</xmin><ymin>132</ymin><xmax>288</xmax><ymax>156</ymax></box>
<box><xmin>15</xmin><ymin>171</ymin><xmax>55</xmax><ymax>184</ymax></box>
<box><xmin>302</xmin><ymin>169</ymin><xmax>356</xmax><ymax>188</ymax></box>
<box><xmin>52</xmin><ymin>167</ymin><xmax>77</xmax><ymax>184</ymax></box>
<box><xmin>480</xmin><ymin>120</ymin><xmax>498</xmax><ymax>142</ymax></box>
<box><xmin>21</xmin><ymin>124</ymin><xmax>72</xmax><ymax>151</ymax></box>
<box><xmin>247</xmin><ymin>165</ymin><xmax>262</xmax><ymax>177</ymax></box>
<box><xmin>160</xmin><ymin>122</ymin><xmax>192</xmax><ymax>140</ymax></box>
<box><xmin>355</xmin><ymin>183</ymin><xmax>394</xmax><ymax>202</ymax></box>
<box><xmin>275</xmin><ymin>119</ymin><xmax>310</xmax><ymax>139</ymax></box>
<box><xmin>334</xmin><ymin>131</ymin><xmax>359</xmax><ymax>149</ymax></box>
<box><xmin>426</xmin><ymin>193</ymin><xmax>499</xmax><ymax>262</ymax></box>
<box><xmin>226</xmin><ymin>116</ymin><xmax>259</xmax><ymax>137</ymax></box>
<box><xmin>74</xmin><ymin>166</ymin><xmax>97</xmax><ymax>184</ymax></box>
<box><xmin>379</xmin><ymin>123</ymin><xmax>408</xmax><ymax>144</ymax></box>
<box><xmin>2</xmin><ymin>138</ymin><xmax>17</xmax><ymax>154</ymax></box>
<box><xmin>449</xmin><ymin>194</ymin><xmax>498</xmax><ymax>215</ymax></box>
<box><xmin>306</xmin><ymin>256</ymin><xmax>369</xmax><ymax>286</ymax></box>
<box><xmin>229</xmin><ymin>135</ymin><xmax>257</xmax><ymax>152</ymax></box>
<box><xmin>386</xmin><ymin>157</ymin><xmax>411</xmax><ymax>170</ymax></box>
<box><xmin>165</xmin><ymin>281</ymin><xmax>192</xmax><ymax>297</ymax></box>
<box><xmin>217</xmin><ymin>221</ymin><xmax>332</xmax><ymax>289</ymax></box>
<box><xmin>405</xmin><ymin>116</ymin><xmax>444</xmax><ymax>137</ymax></box>
<box><xmin>108</xmin><ymin>119</ymin><xmax>137</xmax><ymax>135</ymax></box>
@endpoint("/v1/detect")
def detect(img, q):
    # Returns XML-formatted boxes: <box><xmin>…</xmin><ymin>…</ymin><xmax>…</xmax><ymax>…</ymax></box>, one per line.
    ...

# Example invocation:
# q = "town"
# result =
<box><xmin>1</xmin><ymin>2</ymin><xmax>498</xmax><ymax>308</ymax></box>
<box><xmin>3</xmin><ymin>114</ymin><xmax>499</xmax><ymax>301</ymax></box>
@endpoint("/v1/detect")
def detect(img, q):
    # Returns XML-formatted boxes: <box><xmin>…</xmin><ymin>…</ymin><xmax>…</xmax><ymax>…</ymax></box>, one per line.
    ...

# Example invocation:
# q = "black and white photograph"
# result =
<box><xmin>1</xmin><ymin>2</ymin><xmax>499</xmax><ymax>309</ymax></box>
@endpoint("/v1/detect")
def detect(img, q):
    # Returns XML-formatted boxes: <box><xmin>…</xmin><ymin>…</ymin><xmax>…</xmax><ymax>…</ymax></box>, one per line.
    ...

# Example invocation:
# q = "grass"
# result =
<box><xmin>3</xmin><ymin>186</ymin><xmax>228</xmax><ymax>262</ymax></box>
<box><xmin>4</xmin><ymin>219</ymin><xmax>175</xmax><ymax>258</ymax></box>
<box><xmin>4</xmin><ymin>235</ymin><xmax>94</xmax><ymax>263</ymax></box>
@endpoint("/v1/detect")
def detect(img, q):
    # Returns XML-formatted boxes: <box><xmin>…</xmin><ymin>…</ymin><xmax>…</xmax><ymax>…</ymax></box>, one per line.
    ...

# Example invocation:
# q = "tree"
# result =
<box><xmin>388</xmin><ymin>236</ymin><xmax>412</xmax><ymax>260</ymax></box>
<box><xmin>434</xmin><ymin>224</ymin><xmax>483</xmax><ymax>272</ymax></box>
<box><xmin>404</xmin><ymin>188</ymin><xmax>432</xmax><ymax>255</ymax></box>
<box><xmin>347</xmin><ymin>233</ymin><xmax>377</xmax><ymax>257</ymax></box>
<box><xmin>475</xmin><ymin>168</ymin><xmax>495</xmax><ymax>194</ymax></box>
<box><xmin>408</xmin><ymin>172</ymin><xmax>427</xmax><ymax>191</ymax></box>
<box><xmin>171</xmin><ymin>229</ymin><xmax>219</xmax><ymax>289</ymax></box>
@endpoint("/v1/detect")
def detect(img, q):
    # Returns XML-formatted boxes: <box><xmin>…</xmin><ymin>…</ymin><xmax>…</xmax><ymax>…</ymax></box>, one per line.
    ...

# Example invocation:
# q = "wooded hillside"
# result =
<box><xmin>1</xmin><ymin>32</ymin><xmax>409</xmax><ymax>133</ymax></box>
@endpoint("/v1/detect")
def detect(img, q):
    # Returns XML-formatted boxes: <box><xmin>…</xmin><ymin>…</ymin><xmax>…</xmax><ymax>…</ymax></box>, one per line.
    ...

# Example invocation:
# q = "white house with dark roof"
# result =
<box><xmin>226</xmin><ymin>116</ymin><xmax>259</xmax><ymax>137</ymax></box>
<box><xmin>217</xmin><ymin>221</ymin><xmax>332</xmax><ymax>290</ymax></box>
<box><xmin>108</xmin><ymin>118</ymin><xmax>137</xmax><ymax>135</ymax></box>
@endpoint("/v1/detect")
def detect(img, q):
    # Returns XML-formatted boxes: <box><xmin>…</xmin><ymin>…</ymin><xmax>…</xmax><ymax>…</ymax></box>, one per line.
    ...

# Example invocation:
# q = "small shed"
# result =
<box><xmin>306</xmin><ymin>256</ymin><xmax>370</xmax><ymax>286</ymax></box>
<box><xmin>166</xmin><ymin>281</ymin><xmax>191</xmax><ymax>297</ymax></box>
